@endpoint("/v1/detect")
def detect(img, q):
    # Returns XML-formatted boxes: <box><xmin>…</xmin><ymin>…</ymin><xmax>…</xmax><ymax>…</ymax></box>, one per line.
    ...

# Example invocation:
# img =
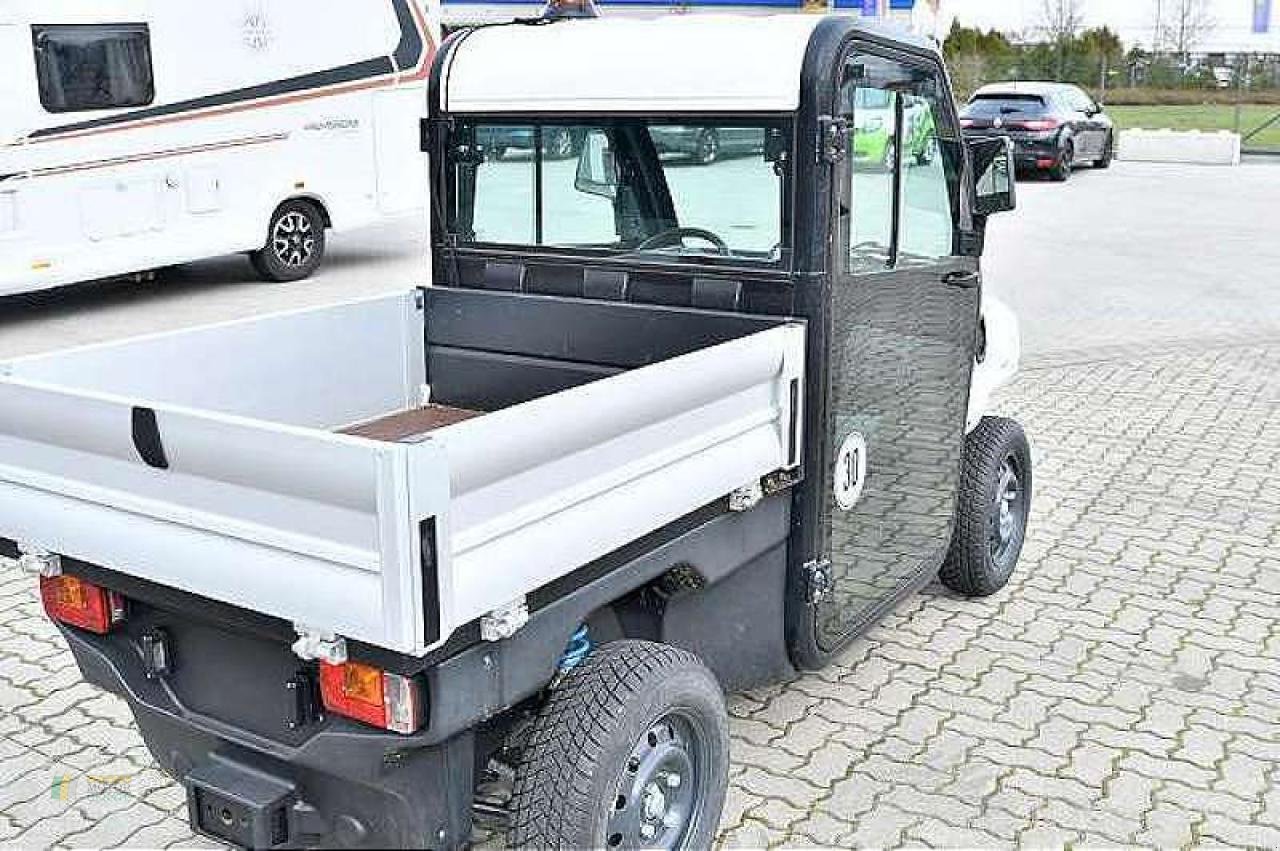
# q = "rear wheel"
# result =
<box><xmin>1049</xmin><ymin>141</ymin><xmax>1073</xmax><ymax>182</ymax></box>
<box><xmin>508</xmin><ymin>641</ymin><xmax>729</xmax><ymax>850</ymax></box>
<box><xmin>250</xmin><ymin>200</ymin><xmax>326</xmax><ymax>282</ymax></box>
<box><xmin>939</xmin><ymin>416</ymin><xmax>1032</xmax><ymax>598</ymax></box>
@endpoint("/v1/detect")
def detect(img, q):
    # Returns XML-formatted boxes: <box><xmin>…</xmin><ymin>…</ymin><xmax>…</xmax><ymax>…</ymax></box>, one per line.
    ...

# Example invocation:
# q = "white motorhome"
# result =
<box><xmin>0</xmin><ymin>0</ymin><xmax>438</xmax><ymax>296</ymax></box>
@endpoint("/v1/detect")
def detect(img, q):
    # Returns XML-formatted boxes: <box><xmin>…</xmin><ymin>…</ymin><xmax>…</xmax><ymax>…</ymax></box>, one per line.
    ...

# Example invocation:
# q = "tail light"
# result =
<box><xmin>40</xmin><ymin>575</ymin><xmax>126</xmax><ymax>634</ymax></box>
<box><xmin>960</xmin><ymin>118</ymin><xmax>975</xmax><ymax>128</ymax></box>
<box><xmin>319</xmin><ymin>660</ymin><xmax>424</xmax><ymax>734</ymax></box>
<box><xmin>1015</xmin><ymin>119</ymin><xmax>1061</xmax><ymax>132</ymax></box>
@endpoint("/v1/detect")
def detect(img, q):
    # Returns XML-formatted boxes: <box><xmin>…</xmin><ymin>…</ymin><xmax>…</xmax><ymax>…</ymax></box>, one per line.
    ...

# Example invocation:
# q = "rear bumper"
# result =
<box><xmin>59</xmin><ymin>625</ymin><xmax>473</xmax><ymax>850</ymax></box>
<box><xmin>963</xmin><ymin>131</ymin><xmax>1062</xmax><ymax>168</ymax></box>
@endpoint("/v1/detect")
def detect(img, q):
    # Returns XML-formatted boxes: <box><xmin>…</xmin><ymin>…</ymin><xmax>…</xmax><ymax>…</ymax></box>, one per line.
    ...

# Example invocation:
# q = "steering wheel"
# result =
<box><xmin>635</xmin><ymin>227</ymin><xmax>729</xmax><ymax>255</ymax></box>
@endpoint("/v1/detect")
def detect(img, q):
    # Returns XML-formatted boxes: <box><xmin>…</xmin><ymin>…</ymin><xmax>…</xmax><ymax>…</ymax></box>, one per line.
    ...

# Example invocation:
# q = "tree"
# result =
<box><xmin>942</xmin><ymin>21</ymin><xmax>1016</xmax><ymax>98</ymax></box>
<box><xmin>1038</xmin><ymin>0</ymin><xmax>1086</xmax><ymax>79</ymax></box>
<box><xmin>1155</xmin><ymin>0</ymin><xmax>1214</xmax><ymax>60</ymax></box>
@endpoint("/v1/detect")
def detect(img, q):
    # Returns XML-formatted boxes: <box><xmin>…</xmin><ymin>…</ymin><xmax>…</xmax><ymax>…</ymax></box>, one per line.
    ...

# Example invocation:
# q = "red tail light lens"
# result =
<box><xmin>39</xmin><ymin>575</ymin><xmax>126</xmax><ymax>634</ymax></box>
<box><xmin>1017</xmin><ymin>119</ymin><xmax>1061</xmax><ymax>132</ymax></box>
<box><xmin>319</xmin><ymin>660</ymin><xmax>424</xmax><ymax>734</ymax></box>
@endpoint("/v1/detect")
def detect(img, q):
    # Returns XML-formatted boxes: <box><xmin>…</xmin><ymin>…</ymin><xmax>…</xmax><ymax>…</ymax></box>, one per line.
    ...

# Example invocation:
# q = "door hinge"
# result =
<box><xmin>804</xmin><ymin>559</ymin><xmax>833</xmax><ymax>605</ymax></box>
<box><xmin>818</xmin><ymin>116</ymin><xmax>849</xmax><ymax>164</ymax></box>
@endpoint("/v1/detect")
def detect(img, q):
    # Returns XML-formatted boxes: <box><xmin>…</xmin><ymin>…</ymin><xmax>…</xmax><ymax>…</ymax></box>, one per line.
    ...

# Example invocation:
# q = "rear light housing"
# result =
<box><xmin>39</xmin><ymin>575</ymin><xmax>126</xmax><ymax>634</ymax></box>
<box><xmin>319</xmin><ymin>660</ymin><xmax>424</xmax><ymax>734</ymax></box>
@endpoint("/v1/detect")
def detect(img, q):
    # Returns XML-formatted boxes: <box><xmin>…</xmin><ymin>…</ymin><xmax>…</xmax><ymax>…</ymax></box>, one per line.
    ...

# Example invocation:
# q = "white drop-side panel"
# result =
<box><xmin>433</xmin><ymin>322</ymin><xmax>806</xmax><ymax>632</ymax></box>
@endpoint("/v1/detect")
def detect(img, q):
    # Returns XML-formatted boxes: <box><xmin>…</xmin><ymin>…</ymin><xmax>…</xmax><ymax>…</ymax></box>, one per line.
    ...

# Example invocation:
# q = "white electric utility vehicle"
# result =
<box><xmin>0</xmin><ymin>0</ymin><xmax>438</xmax><ymax>296</ymax></box>
<box><xmin>2</xmin><ymin>12</ymin><xmax>1027</xmax><ymax>850</ymax></box>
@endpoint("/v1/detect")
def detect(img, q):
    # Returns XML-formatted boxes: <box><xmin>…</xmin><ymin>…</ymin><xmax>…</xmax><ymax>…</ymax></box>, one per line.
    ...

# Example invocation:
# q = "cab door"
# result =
<box><xmin>814</xmin><ymin>47</ymin><xmax>980</xmax><ymax>649</ymax></box>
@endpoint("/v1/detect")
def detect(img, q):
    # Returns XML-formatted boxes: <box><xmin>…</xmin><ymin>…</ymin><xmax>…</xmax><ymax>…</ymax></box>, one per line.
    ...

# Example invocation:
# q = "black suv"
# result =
<box><xmin>960</xmin><ymin>82</ymin><xmax>1114</xmax><ymax>181</ymax></box>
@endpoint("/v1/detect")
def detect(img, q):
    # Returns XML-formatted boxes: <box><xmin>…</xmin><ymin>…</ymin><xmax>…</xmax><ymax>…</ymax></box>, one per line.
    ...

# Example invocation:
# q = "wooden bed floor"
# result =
<box><xmin>338</xmin><ymin>404</ymin><xmax>482</xmax><ymax>443</ymax></box>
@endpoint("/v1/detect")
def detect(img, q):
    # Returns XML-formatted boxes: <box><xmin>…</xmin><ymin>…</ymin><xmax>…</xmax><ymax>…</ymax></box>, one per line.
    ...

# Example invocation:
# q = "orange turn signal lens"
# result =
<box><xmin>39</xmin><ymin>575</ymin><xmax>126</xmax><ymax>634</ymax></box>
<box><xmin>319</xmin><ymin>660</ymin><xmax>423</xmax><ymax>734</ymax></box>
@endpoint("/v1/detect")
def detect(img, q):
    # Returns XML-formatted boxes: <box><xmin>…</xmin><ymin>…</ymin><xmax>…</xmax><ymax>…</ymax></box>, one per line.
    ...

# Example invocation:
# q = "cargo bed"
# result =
<box><xmin>0</xmin><ymin>288</ymin><xmax>804</xmax><ymax>656</ymax></box>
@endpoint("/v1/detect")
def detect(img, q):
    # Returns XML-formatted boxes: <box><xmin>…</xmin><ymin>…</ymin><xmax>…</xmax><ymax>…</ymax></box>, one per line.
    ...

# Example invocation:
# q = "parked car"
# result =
<box><xmin>960</xmin><ymin>81</ymin><xmax>1114</xmax><ymax>181</ymax></box>
<box><xmin>850</xmin><ymin>87</ymin><xmax>938</xmax><ymax>169</ymax></box>
<box><xmin>649</xmin><ymin>125</ymin><xmax>765</xmax><ymax>164</ymax></box>
<box><xmin>476</xmin><ymin>125</ymin><xmax>583</xmax><ymax>159</ymax></box>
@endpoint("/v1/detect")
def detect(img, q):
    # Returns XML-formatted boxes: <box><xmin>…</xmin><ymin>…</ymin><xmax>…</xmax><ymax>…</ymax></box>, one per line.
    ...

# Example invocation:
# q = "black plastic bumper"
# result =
<box><xmin>58</xmin><ymin>625</ymin><xmax>474</xmax><ymax>850</ymax></box>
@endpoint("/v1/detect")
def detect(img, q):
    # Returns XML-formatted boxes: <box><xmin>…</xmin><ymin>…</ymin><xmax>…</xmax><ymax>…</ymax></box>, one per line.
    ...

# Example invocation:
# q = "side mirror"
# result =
<box><xmin>968</xmin><ymin>136</ymin><xmax>1016</xmax><ymax>217</ymax></box>
<box><xmin>575</xmin><ymin>130</ymin><xmax>618</xmax><ymax>200</ymax></box>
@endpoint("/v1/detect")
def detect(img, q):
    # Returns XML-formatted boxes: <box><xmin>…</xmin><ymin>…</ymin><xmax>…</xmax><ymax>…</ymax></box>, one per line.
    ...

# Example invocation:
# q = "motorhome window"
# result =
<box><xmin>32</xmin><ymin>24</ymin><xmax>154</xmax><ymax>113</ymax></box>
<box><xmin>450</xmin><ymin>120</ymin><xmax>790</xmax><ymax>265</ymax></box>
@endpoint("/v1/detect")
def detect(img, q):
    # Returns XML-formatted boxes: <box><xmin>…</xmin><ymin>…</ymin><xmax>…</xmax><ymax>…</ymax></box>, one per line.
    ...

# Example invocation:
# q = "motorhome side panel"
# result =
<box><xmin>0</xmin><ymin>0</ymin><xmax>434</xmax><ymax>295</ymax></box>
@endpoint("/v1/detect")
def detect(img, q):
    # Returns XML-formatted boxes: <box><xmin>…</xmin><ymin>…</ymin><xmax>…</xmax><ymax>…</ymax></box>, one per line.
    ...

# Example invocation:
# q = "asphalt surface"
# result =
<box><xmin>2</xmin><ymin>158</ymin><xmax>1279</xmax><ymax>848</ymax></box>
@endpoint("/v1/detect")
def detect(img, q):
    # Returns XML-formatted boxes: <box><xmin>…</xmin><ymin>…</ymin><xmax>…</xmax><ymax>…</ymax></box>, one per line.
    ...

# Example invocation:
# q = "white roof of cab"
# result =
<box><xmin>441</xmin><ymin>15</ymin><xmax>827</xmax><ymax>114</ymax></box>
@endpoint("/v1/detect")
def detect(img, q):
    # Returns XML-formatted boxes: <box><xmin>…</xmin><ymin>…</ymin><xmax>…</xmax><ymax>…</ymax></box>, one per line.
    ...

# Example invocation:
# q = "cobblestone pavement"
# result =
<box><xmin>3</xmin><ymin>337</ymin><xmax>1277</xmax><ymax>849</ymax></box>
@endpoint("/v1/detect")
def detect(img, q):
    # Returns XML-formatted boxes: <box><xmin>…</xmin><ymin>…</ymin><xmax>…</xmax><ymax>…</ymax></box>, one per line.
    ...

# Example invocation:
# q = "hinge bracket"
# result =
<box><xmin>818</xmin><ymin>116</ymin><xmax>849</xmax><ymax>164</ymax></box>
<box><xmin>728</xmin><ymin>481</ymin><xmax>764</xmax><ymax>512</ymax></box>
<box><xmin>804</xmin><ymin>559</ymin><xmax>833</xmax><ymax>605</ymax></box>
<box><xmin>481</xmin><ymin>598</ymin><xmax>530</xmax><ymax>642</ymax></box>
<box><xmin>291</xmin><ymin>627</ymin><xmax>348</xmax><ymax>664</ymax></box>
<box><xmin>17</xmin><ymin>544</ymin><xmax>62</xmax><ymax>578</ymax></box>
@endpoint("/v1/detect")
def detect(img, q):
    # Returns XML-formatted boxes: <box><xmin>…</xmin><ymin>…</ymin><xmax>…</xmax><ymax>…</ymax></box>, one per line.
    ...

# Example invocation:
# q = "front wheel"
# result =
<box><xmin>250</xmin><ymin>200</ymin><xmax>326</xmax><ymax>282</ymax></box>
<box><xmin>508</xmin><ymin>641</ymin><xmax>729</xmax><ymax>850</ymax></box>
<box><xmin>1095</xmin><ymin>132</ymin><xmax>1114</xmax><ymax>169</ymax></box>
<box><xmin>939</xmin><ymin>416</ymin><xmax>1032</xmax><ymax>598</ymax></box>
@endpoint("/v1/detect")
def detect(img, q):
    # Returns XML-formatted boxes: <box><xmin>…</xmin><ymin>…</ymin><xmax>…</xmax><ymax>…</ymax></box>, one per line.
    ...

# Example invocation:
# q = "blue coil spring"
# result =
<box><xmin>558</xmin><ymin>624</ymin><xmax>592</xmax><ymax>670</ymax></box>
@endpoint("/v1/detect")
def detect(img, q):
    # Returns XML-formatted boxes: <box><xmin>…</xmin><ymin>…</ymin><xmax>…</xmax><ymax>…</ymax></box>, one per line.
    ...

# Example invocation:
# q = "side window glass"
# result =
<box><xmin>841</xmin><ymin>56</ymin><xmax>957</xmax><ymax>271</ymax></box>
<box><xmin>899</xmin><ymin>83</ymin><xmax>956</xmax><ymax>263</ymax></box>
<box><xmin>840</xmin><ymin>63</ymin><xmax>895</xmax><ymax>273</ymax></box>
<box><xmin>32</xmin><ymin>24</ymin><xmax>154</xmax><ymax>113</ymax></box>
<box><xmin>540</xmin><ymin>127</ymin><xmax>619</xmax><ymax>246</ymax></box>
<box><xmin>470</xmin><ymin>126</ymin><xmax>536</xmax><ymax>244</ymax></box>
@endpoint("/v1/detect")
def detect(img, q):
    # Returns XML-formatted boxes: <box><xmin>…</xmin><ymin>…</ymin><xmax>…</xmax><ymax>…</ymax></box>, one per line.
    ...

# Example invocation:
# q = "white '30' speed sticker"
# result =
<box><xmin>834</xmin><ymin>432</ymin><xmax>867</xmax><ymax>511</ymax></box>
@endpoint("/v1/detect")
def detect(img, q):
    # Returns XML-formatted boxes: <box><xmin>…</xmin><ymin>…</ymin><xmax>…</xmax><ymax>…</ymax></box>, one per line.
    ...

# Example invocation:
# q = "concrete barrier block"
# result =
<box><xmin>1117</xmin><ymin>129</ymin><xmax>1242</xmax><ymax>165</ymax></box>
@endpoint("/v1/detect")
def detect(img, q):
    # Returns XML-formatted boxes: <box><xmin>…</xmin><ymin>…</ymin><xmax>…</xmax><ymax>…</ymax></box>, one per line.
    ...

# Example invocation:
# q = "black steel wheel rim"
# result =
<box><xmin>605</xmin><ymin>711</ymin><xmax>709</xmax><ymax>850</ymax></box>
<box><xmin>989</xmin><ymin>455</ymin><xmax>1026</xmax><ymax>568</ymax></box>
<box><xmin>272</xmin><ymin>210</ymin><xmax>315</xmax><ymax>268</ymax></box>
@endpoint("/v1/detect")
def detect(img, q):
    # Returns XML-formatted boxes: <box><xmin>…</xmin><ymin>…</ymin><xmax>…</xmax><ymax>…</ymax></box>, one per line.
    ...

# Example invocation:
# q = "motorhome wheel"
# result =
<box><xmin>250</xmin><ymin>200</ymin><xmax>327</xmax><ymax>282</ymax></box>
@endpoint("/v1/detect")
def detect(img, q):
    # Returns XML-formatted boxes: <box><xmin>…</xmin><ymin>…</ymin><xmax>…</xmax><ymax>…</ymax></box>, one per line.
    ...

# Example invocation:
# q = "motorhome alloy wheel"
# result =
<box><xmin>251</xmin><ymin>200</ymin><xmax>326</xmax><ymax>282</ymax></box>
<box><xmin>273</xmin><ymin>211</ymin><xmax>316</xmax><ymax>268</ymax></box>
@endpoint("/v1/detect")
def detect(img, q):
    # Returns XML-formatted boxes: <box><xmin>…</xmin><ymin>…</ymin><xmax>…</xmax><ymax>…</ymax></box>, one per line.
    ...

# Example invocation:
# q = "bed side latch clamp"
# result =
<box><xmin>481</xmin><ymin>598</ymin><xmax>529</xmax><ymax>642</ymax></box>
<box><xmin>17</xmin><ymin>544</ymin><xmax>62</xmax><ymax>578</ymax></box>
<box><xmin>291</xmin><ymin>626</ymin><xmax>348</xmax><ymax>664</ymax></box>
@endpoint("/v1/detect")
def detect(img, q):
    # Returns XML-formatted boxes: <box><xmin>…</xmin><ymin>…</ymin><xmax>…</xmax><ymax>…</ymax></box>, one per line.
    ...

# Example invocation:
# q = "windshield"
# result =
<box><xmin>447</xmin><ymin>120</ymin><xmax>790</xmax><ymax>265</ymax></box>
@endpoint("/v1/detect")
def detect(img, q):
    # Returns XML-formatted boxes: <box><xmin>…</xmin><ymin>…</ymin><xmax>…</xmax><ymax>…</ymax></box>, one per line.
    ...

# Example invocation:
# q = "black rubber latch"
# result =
<box><xmin>131</xmin><ymin>407</ymin><xmax>170</xmax><ymax>470</ymax></box>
